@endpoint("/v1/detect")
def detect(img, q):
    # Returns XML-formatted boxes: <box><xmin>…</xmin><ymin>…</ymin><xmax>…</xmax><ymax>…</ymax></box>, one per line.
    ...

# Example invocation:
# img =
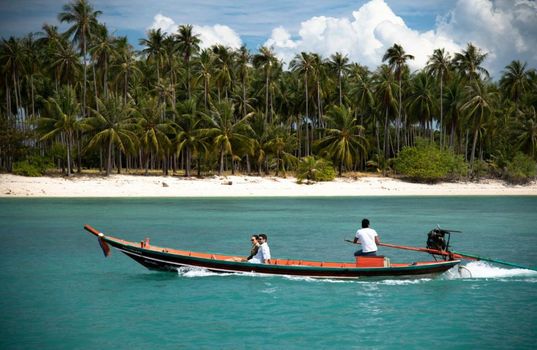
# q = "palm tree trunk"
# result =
<box><xmin>265</xmin><ymin>71</ymin><xmax>269</xmax><ymax>123</ymax></box>
<box><xmin>470</xmin><ymin>127</ymin><xmax>479</xmax><ymax>168</ymax></box>
<box><xmin>439</xmin><ymin>73</ymin><xmax>443</xmax><ymax>149</ymax></box>
<box><xmin>185</xmin><ymin>145</ymin><xmax>191</xmax><ymax>177</ymax></box>
<box><xmin>66</xmin><ymin>132</ymin><xmax>72</xmax><ymax>176</ymax></box>
<box><xmin>338</xmin><ymin>73</ymin><xmax>342</xmax><ymax>106</ymax></box>
<box><xmin>83</xmin><ymin>35</ymin><xmax>87</xmax><ymax>119</ymax></box>
<box><xmin>219</xmin><ymin>148</ymin><xmax>224</xmax><ymax>175</ymax></box>
<box><xmin>92</xmin><ymin>63</ymin><xmax>99</xmax><ymax>112</ymax></box>
<box><xmin>107</xmin><ymin>135</ymin><xmax>113</xmax><ymax>176</ymax></box>
<box><xmin>304</xmin><ymin>74</ymin><xmax>309</xmax><ymax>156</ymax></box>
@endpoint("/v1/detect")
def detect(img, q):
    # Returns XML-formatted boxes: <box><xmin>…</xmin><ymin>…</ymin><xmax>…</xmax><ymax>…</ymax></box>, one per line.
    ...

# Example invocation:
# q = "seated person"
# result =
<box><xmin>248</xmin><ymin>234</ymin><xmax>271</xmax><ymax>264</ymax></box>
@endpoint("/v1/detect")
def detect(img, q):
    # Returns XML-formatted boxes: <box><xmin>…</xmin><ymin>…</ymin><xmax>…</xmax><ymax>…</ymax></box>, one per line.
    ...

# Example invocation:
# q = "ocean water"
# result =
<box><xmin>0</xmin><ymin>197</ymin><xmax>535</xmax><ymax>350</ymax></box>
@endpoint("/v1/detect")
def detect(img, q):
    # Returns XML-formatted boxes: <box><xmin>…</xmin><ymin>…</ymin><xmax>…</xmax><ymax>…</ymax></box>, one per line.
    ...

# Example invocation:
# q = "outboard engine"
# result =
<box><xmin>426</xmin><ymin>228</ymin><xmax>447</xmax><ymax>251</ymax></box>
<box><xmin>425</xmin><ymin>226</ymin><xmax>462</xmax><ymax>261</ymax></box>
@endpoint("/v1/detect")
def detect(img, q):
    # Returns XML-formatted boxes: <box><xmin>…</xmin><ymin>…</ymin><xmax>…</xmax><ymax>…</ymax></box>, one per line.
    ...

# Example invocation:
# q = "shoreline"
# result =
<box><xmin>1</xmin><ymin>174</ymin><xmax>536</xmax><ymax>197</ymax></box>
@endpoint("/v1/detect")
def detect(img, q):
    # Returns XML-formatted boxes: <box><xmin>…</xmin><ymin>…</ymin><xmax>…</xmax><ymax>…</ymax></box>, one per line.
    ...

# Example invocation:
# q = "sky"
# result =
<box><xmin>1</xmin><ymin>0</ymin><xmax>536</xmax><ymax>78</ymax></box>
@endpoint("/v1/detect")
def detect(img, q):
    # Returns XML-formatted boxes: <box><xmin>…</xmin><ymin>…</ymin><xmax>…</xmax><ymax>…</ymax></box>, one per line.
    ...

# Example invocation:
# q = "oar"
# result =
<box><xmin>345</xmin><ymin>239</ymin><xmax>537</xmax><ymax>271</ymax></box>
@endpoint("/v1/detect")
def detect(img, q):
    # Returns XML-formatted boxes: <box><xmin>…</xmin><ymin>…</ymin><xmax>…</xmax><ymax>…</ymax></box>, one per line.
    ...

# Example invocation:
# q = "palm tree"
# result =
<box><xmin>407</xmin><ymin>72</ymin><xmax>436</xmax><ymax>140</ymax></box>
<box><xmin>426</xmin><ymin>48</ymin><xmax>451</xmax><ymax>147</ymax></box>
<box><xmin>500</xmin><ymin>60</ymin><xmax>532</xmax><ymax>109</ymax></box>
<box><xmin>266</xmin><ymin>125</ymin><xmax>297</xmax><ymax>176</ymax></box>
<box><xmin>136</xmin><ymin>96</ymin><xmax>173</xmax><ymax>175</ymax></box>
<box><xmin>0</xmin><ymin>37</ymin><xmax>25</xmax><ymax>117</ymax></box>
<box><xmin>85</xmin><ymin>94</ymin><xmax>138</xmax><ymax>175</ymax></box>
<box><xmin>58</xmin><ymin>0</ymin><xmax>101</xmax><ymax>118</ymax></box>
<box><xmin>328</xmin><ymin>52</ymin><xmax>350</xmax><ymax>106</ymax></box>
<box><xmin>515</xmin><ymin>106</ymin><xmax>537</xmax><ymax>159</ymax></box>
<box><xmin>89</xmin><ymin>24</ymin><xmax>115</xmax><ymax>99</ymax></box>
<box><xmin>453</xmin><ymin>43</ymin><xmax>489</xmax><ymax>81</ymax></box>
<box><xmin>373</xmin><ymin>65</ymin><xmax>398</xmax><ymax>163</ymax></box>
<box><xmin>50</xmin><ymin>41</ymin><xmax>81</xmax><ymax>87</ymax></box>
<box><xmin>194</xmin><ymin>48</ymin><xmax>215</xmax><ymax>109</ymax></box>
<box><xmin>112</xmin><ymin>41</ymin><xmax>141</xmax><ymax>102</ymax></box>
<box><xmin>176</xmin><ymin>24</ymin><xmax>200</xmax><ymax>99</ymax></box>
<box><xmin>204</xmin><ymin>100</ymin><xmax>253</xmax><ymax>175</ymax></box>
<box><xmin>253</xmin><ymin>46</ymin><xmax>277</xmax><ymax>123</ymax></box>
<box><xmin>174</xmin><ymin>99</ymin><xmax>207</xmax><ymax>177</ymax></box>
<box><xmin>316</xmin><ymin>105</ymin><xmax>367</xmax><ymax>175</ymax></box>
<box><xmin>382</xmin><ymin>43</ymin><xmax>414</xmax><ymax>151</ymax></box>
<box><xmin>236</xmin><ymin>46</ymin><xmax>251</xmax><ymax>118</ymax></box>
<box><xmin>38</xmin><ymin>86</ymin><xmax>82</xmax><ymax>175</ymax></box>
<box><xmin>461</xmin><ymin>81</ymin><xmax>498</xmax><ymax>167</ymax></box>
<box><xmin>212</xmin><ymin>45</ymin><xmax>234</xmax><ymax>101</ymax></box>
<box><xmin>290</xmin><ymin>52</ymin><xmax>315</xmax><ymax>156</ymax></box>
<box><xmin>443</xmin><ymin>77</ymin><xmax>465</xmax><ymax>149</ymax></box>
<box><xmin>139</xmin><ymin>28</ymin><xmax>166</xmax><ymax>83</ymax></box>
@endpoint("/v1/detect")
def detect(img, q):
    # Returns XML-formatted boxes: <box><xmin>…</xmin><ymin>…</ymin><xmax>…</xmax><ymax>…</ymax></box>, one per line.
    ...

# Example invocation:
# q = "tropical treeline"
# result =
<box><xmin>1</xmin><ymin>0</ymin><xmax>536</xmax><ymax>181</ymax></box>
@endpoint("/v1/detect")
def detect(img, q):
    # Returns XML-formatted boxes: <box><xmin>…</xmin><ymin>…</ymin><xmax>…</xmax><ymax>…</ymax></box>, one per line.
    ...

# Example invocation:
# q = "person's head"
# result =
<box><xmin>258</xmin><ymin>234</ymin><xmax>268</xmax><ymax>243</ymax></box>
<box><xmin>361</xmin><ymin>218</ymin><xmax>370</xmax><ymax>228</ymax></box>
<box><xmin>251</xmin><ymin>235</ymin><xmax>259</xmax><ymax>244</ymax></box>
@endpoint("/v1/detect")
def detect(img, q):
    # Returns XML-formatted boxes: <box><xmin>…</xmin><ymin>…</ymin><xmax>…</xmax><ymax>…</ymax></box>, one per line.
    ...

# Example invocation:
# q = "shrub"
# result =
<box><xmin>394</xmin><ymin>140</ymin><xmax>468</xmax><ymax>182</ymax></box>
<box><xmin>296</xmin><ymin>156</ymin><xmax>336</xmax><ymax>183</ymax></box>
<box><xmin>12</xmin><ymin>156</ymin><xmax>53</xmax><ymax>177</ymax></box>
<box><xmin>503</xmin><ymin>153</ymin><xmax>536</xmax><ymax>184</ymax></box>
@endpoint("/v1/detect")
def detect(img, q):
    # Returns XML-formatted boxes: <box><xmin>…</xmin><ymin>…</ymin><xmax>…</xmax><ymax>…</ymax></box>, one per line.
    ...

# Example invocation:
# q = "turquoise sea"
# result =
<box><xmin>0</xmin><ymin>197</ymin><xmax>536</xmax><ymax>349</ymax></box>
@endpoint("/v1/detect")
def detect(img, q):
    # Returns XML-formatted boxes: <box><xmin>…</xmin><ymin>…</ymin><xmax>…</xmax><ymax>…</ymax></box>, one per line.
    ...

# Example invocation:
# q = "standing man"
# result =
<box><xmin>353</xmin><ymin>218</ymin><xmax>380</xmax><ymax>256</ymax></box>
<box><xmin>248</xmin><ymin>234</ymin><xmax>272</xmax><ymax>264</ymax></box>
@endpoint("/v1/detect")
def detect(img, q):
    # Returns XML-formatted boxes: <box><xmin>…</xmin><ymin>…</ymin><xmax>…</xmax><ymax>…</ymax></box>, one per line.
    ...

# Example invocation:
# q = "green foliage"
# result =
<box><xmin>12</xmin><ymin>156</ymin><xmax>53</xmax><ymax>177</ymax></box>
<box><xmin>394</xmin><ymin>140</ymin><xmax>468</xmax><ymax>182</ymax></box>
<box><xmin>503</xmin><ymin>153</ymin><xmax>536</xmax><ymax>184</ymax></box>
<box><xmin>296</xmin><ymin>156</ymin><xmax>336</xmax><ymax>183</ymax></box>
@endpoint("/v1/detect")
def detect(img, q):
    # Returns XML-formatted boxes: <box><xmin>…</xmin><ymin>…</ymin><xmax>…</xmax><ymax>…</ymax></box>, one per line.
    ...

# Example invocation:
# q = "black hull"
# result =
<box><xmin>113</xmin><ymin>241</ymin><xmax>459</xmax><ymax>279</ymax></box>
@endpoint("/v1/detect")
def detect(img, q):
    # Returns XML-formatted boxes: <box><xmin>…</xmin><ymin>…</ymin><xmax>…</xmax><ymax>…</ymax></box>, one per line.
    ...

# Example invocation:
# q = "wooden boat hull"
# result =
<box><xmin>85</xmin><ymin>225</ymin><xmax>460</xmax><ymax>279</ymax></box>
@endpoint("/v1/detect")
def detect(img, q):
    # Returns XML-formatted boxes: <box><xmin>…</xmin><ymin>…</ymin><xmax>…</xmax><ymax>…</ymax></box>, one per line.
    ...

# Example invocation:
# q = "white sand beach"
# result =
<box><xmin>1</xmin><ymin>174</ymin><xmax>536</xmax><ymax>197</ymax></box>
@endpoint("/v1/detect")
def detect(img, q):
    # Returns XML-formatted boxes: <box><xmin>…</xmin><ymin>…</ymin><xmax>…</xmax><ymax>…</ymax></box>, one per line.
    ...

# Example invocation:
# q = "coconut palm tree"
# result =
<box><xmin>85</xmin><ymin>94</ymin><xmax>138</xmax><ymax>175</ymax></box>
<box><xmin>316</xmin><ymin>105</ymin><xmax>367</xmax><ymax>175</ymax></box>
<box><xmin>0</xmin><ymin>37</ymin><xmax>25</xmax><ymax>117</ymax></box>
<box><xmin>373</xmin><ymin>65</ymin><xmax>398</xmax><ymax>163</ymax></box>
<box><xmin>58</xmin><ymin>0</ymin><xmax>101</xmax><ymax>118</ymax></box>
<box><xmin>89</xmin><ymin>24</ymin><xmax>115</xmax><ymax>99</ymax></box>
<box><xmin>328</xmin><ymin>52</ymin><xmax>350</xmax><ymax>106</ymax></box>
<box><xmin>212</xmin><ymin>45</ymin><xmax>234</xmax><ymax>101</ymax></box>
<box><xmin>50</xmin><ymin>41</ymin><xmax>81</xmax><ymax>88</ymax></box>
<box><xmin>500</xmin><ymin>60</ymin><xmax>532</xmax><ymax>109</ymax></box>
<box><xmin>382</xmin><ymin>43</ymin><xmax>414</xmax><ymax>151</ymax></box>
<box><xmin>461</xmin><ymin>81</ymin><xmax>498</xmax><ymax>168</ymax></box>
<box><xmin>266</xmin><ymin>124</ymin><xmax>297</xmax><ymax>176</ymax></box>
<box><xmin>38</xmin><ymin>86</ymin><xmax>82</xmax><ymax>175</ymax></box>
<box><xmin>407</xmin><ymin>72</ymin><xmax>436</xmax><ymax>140</ymax></box>
<box><xmin>426</xmin><ymin>48</ymin><xmax>452</xmax><ymax>147</ymax></box>
<box><xmin>453</xmin><ymin>43</ymin><xmax>489</xmax><ymax>81</ymax></box>
<box><xmin>515</xmin><ymin>106</ymin><xmax>537</xmax><ymax>159</ymax></box>
<box><xmin>136</xmin><ymin>96</ymin><xmax>173</xmax><ymax>175</ymax></box>
<box><xmin>176</xmin><ymin>24</ymin><xmax>200</xmax><ymax>99</ymax></box>
<box><xmin>290</xmin><ymin>52</ymin><xmax>315</xmax><ymax>156</ymax></box>
<box><xmin>236</xmin><ymin>46</ymin><xmax>251</xmax><ymax>118</ymax></box>
<box><xmin>194</xmin><ymin>48</ymin><xmax>215</xmax><ymax>109</ymax></box>
<box><xmin>253</xmin><ymin>46</ymin><xmax>277</xmax><ymax>122</ymax></box>
<box><xmin>139</xmin><ymin>28</ymin><xmax>166</xmax><ymax>83</ymax></box>
<box><xmin>174</xmin><ymin>99</ymin><xmax>208</xmax><ymax>177</ymax></box>
<box><xmin>204</xmin><ymin>100</ymin><xmax>253</xmax><ymax>175</ymax></box>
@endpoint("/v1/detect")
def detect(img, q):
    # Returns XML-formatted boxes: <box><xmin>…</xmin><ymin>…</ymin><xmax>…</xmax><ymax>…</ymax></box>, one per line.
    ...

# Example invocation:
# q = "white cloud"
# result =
<box><xmin>148</xmin><ymin>14</ymin><xmax>242</xmax><ymax>49</ymax></box>
<box><xmin>437</xmin><ymin>0</ymin><xmax>537</xmax><ymax>75</ymax></box>
<box><xmin>193</xmin><ymin>24</ymin><xmax>242</xmax><ymax>49</ymax></box>
<box><xmin>264</xmin><ymin>0</ymin><xmax>537</xmax><ymax>77</ymax></box>
<box><xmin>149</xmin><ymin>13</ymin><xmax>178</xmax><ymax>34</ymax></box>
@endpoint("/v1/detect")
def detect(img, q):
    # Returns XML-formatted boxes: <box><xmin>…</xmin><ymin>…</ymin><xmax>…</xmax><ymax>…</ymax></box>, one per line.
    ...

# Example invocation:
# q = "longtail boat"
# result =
<box><xmin>84</xmin><ymin>225</ymin><xmax>461</xmax><ymax>279</ymax></box>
